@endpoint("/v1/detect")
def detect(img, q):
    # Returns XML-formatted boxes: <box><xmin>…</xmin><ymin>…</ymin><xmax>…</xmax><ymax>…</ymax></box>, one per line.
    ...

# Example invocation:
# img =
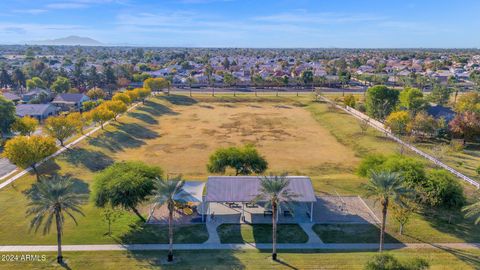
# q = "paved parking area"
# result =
<box><xmin>314</xmin><ymin>196</ymin><xmax>381</xmax><ymax>224</ymax></box>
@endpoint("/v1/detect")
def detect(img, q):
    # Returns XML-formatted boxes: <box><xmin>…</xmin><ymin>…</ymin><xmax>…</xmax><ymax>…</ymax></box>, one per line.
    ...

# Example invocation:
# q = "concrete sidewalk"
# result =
<box><xmin>0</xmin><ymin>242</ymin><xmax>479</xmax><ymax>252</ymax></box>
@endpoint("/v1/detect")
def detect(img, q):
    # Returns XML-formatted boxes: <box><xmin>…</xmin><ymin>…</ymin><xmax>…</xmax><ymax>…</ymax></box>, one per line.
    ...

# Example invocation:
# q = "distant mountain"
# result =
<box><xmin>27</xmin><ymin>36</ymin><xmax>103</xmax><ymax>46</ymax></box>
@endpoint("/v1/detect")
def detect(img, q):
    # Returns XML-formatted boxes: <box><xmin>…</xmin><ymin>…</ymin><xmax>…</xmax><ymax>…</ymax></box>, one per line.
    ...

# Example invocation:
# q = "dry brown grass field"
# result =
<box><xmin>119</xmin><ymin>98</ymin><xmax>357</xmax><ymax>178</ymax></box>
<box><xmin>1</xmin><ymin>93</ymin><xmax>479</xmax><ymax>248</ymax></box>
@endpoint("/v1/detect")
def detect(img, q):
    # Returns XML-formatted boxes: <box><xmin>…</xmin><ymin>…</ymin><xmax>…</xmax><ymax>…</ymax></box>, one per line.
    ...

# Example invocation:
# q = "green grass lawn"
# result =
<box><xmin>0</xmin><ymin>93</ymin><xmax>479</xmax><ymax>247</ymax></box>
<box><xmin>1</xmin><ymin>249</ymin><xmax>479</xmax><ymax>270</ymax></box>
<box><xmin>217</xmin><ymin>224</ymin><xmax>308</xmax><ymax>244</ymax></box>
<box><xmin>314</xmin><ymin>224</ymin><xmax>401</xmax><ymax>244</ymax></box>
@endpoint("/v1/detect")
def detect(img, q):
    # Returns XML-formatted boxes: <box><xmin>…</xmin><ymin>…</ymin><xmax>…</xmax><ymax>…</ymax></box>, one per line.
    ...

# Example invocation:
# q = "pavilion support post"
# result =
<box><xmin>310</xmin><ymin>202</ymin><xmax>314</xmax><ymax>222</ymax></box>
<box><xmin>202</xmin><ymin>197</ymin><xmax>205</xmax><ymax>223</ymax></box>
<box><xmin>242</xmin><ymin>203</ymin><xmax>245</xmax><ymax>223</ymax></box>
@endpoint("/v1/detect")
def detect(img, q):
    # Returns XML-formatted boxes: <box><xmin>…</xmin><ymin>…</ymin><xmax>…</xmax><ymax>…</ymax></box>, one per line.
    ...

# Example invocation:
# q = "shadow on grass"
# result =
<box><xmin>404</xmin><ymin>232</ymin><xmax>480</xmax><ymax>269</ymax></box>
<box><xmin>160</xmin><ymin>95</ymin><xmax>198</xmax><ymax>106</ymax></box>
<box><xmin>88</xmin><ymin>123</ymin><xmax>158</xmax><ymax>152</ymax></box>
<box><xmin>61</xmin><ymin>148</ymin><xmax>114</xmax><ymax>172</ymax></box>
<box><xmin>420</xmin><ymin>208</ymin><xmax>480</xmax><ymax>243</ymax></box>
<box><xmin>137</xmin><ymin>100</ymin><xmax>178</xmax><ymax>116</ymax></box>
<box><xmin>117</xmin><ymin>123</ymin><xmax>159</xmax><ymax>140</ymax></box>
<box><xmin>118</xmin><ymin>222</ymin><xmax>209</xmax><ymax>244</ymax></box>
<box><xmin>127</xmin><ymin>112</ymin><xmax>159</xmax><ymax>125</ymax></box>
<box><xmin>217</xmin><ymin>224</ymin><xmax>308</xmax><ymax>244</ymax></box>
<box><xmin>122</xmin><ymin>250</ymin><xmax>245</xmax><ymax>269</ymax></box>
<box><xmin>252</xmin><ymin>224</ymin><xmax>308</xmax><ymax>244</ymax></box>
<box><xmin>313</xmin><ymin>224</ymin><xmax>401</xmax><ymax>244</ymax></box>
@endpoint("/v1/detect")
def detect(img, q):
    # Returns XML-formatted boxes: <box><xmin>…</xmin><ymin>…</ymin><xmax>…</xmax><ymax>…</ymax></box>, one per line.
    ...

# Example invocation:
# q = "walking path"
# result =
<box><xmin>0</xmin><ymin>102</ymin><xmax>141</xmax><ymax>191</ymax></box>
<box><xmin>0</xmin><ymin>242</ymin><xmax>478</xmax><ymax>252</ymax></box>
<box><xmin>319</xmin><ymin>96</ymin><xmax>480</xmax><ymax>189</ymax></box>
<box><xmin>205</xmin><ymin>222</ymin><xmax>221</xmax><ymax>244</ymax></box>
<box><xmin>299</xmin><ymin>223</ymin><xmax>323</xmax><ymax>244</ymax></box>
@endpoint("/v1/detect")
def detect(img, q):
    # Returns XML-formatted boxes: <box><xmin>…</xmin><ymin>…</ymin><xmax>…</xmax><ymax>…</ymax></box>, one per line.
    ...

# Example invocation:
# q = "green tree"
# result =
<box><xmin>364</xmin><ymin>171</ymin><xmax>409</xmax><ymax>252</ymax></box>
<box><xmin>92</xmin><ymin>161</ymin><xmax>162</xmax><ymax>221</ymax></box>
<box><xmin>207</xmin><ymin>145</ymin><xmax>268</xmax><ymax>175</ymax></box>
<box><xmin>150</xmin><ymin>176</ymin><xmax>184</xmax><ymax>262</ymax></box>
<box><xmin>365</xmin><ymin>85</ymin><xmax>399</xmax><ymax>120</ymax></box>
<box><xmin>422</xmin><ymin>169</ymin><xmax>465</xmax><ymax>209</ymax></box>
<box><xmin>11</xmin><ymin>116</ymin><xmax>39</xmax><ymax>136</ymax></box>
<box><xmin>44</xmin><ymin>116</ymin><xmax>78</xmax><ymax>147</ymax></box>
<box><xmin>26</xmin><ymin>77</ymin><xmax>45</xmax><ymax>90</ymax></box>
<box><xmin>252</xmin><ymin>175</ymin><xmax>298</xmax><ymax>261</ymax></box>
<box><xmin>399</xmin><ymin>87</ymin><xmax>426</xmax><ymax>115</ymax></box>
<box><xmin>301</xmin><ymin>70</ymin><xmax>314</xmax><ymax>89</ymax></box>
<box><xmin>0</xmin><ymin>96</ymin><xmax>16</xmax><ymax>139</ymax></box>
<box><xmin>26</xmin><ymin>175</ymin><xmax>87</xmax><ymax>264</ymax></box>
<box><xmin>102</xmin><ymin>206</ymin><xmax>122</xmax><ymax>236</ymax></box>
<box><xmin>2</xmin><ymin>135</ymin><xmax>57</xmax><ymax>181</ymax></box>
<box><xmin>428</xmin><ymin>84</ymin><xmax>451</xmax><ymax>105</ymax></box>
<box><xmin>50</xmin><ymin>76</ymin><xmax>71</xmax><ymax>93</ymax></box>
<box><xmin>223</xmin><ymin>72</ymin><xmax>237</xmax><ymax>96</ymax></box>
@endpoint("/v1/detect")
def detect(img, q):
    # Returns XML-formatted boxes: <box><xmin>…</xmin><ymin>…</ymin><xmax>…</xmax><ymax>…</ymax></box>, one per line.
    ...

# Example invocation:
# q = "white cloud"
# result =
<box><xmin>253</xmin><ymin>11</ymin><xmax>386</xmax><ymax>24</ymax></box>
<box><xmin>13</xmin><ymin>9</ymin><xmax>48</xmax><ymax>15</ymax></box>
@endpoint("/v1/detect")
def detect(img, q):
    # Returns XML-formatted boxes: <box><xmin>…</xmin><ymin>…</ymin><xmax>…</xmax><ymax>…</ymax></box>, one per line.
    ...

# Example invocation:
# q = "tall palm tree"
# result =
<box><xmin>252</xmin><ymin>175</ymin><xmax>297</xmax><ymax>261</ymax></box>
<box><xmin>463</xmin><ymin>200</ymin><xmax>480</xmax><ymax>225</ymax></box>
<box><xmin>363</xmin><ymin>171</ymin><xmax>409</xmax><ymax>252</ymax></box>
<box><xmin>26</xmin><ymin>175</ymin><xmax>87</xmax><ymax>264</ymax></box>
<box><xmin>150</xmin><ymin>176</ymin><xmax>185</xmax><ymax>262</ymax></box>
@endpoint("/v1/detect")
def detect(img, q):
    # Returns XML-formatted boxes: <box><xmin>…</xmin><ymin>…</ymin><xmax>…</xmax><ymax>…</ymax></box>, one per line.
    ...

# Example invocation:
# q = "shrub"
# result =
<box><xmin>344</xmin><ymin>94</ymin><xmax>356</xmax><ymax>107</ymax></box>
<box><xmin>357</xmin><ymin>154</ymin><xmax>387</xmax><ymax>177</ymax></box>
<box><xmin>364</xmin><ymin>254</ymin><xmax>429</xmax><ymax>270</ymax></box>
<box><xmin>364</xmin><ymin>254</ymin><xmax>401</xmax><ymax>270</ymax></box>
<box><xmin>422</xmin><ymin>169</ymin><xmax>466</xmax><ymax>209</ymax></box>
<box><xmin>476</xmin><ymin>166</ymin><xmax>480</xmax><ymax>175</ymax></box>
<box><xmin>356</xmin><ymin>103</ymin><xmax>367</xmax><ymax>112</ymax></box>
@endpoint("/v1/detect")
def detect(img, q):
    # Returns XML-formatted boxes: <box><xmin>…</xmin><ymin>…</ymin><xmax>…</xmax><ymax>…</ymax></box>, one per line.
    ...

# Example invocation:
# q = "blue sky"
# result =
<box><xmin>0</xmin><ymin>0</ymin><xmax>479</xmax><ymax>48</ymax></box>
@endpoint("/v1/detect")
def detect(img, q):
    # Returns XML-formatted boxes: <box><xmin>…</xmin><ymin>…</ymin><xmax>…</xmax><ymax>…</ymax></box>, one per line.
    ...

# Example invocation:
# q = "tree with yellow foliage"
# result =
<box><xmin>385</xmin><ymin>111</ymin><xmax>411</xmax><ymax>135</ymax></box>
<box><xmin>44</xmin><ymin>116</ymin><xmax>78</xmax><ymax>147</ymax></box>
<box><xmin>101</xmin><ymin>100</ymin><xmax>127</xmax><ymax>121</ymax></box>
<box><xmin>87</xmin><ymin>107</ymin><xmax>114</xmax><ymax>130</ymax></box>
<box><xmin>112</xmin><ymin>92</ymin><xmax>131</xmax><ymax>105</ymax></box>
<box><xmin>2</xmin><ymin>135</ymin><xmax>57</xmax><ymax>181</ymax></box>
<box><xmin>134</xmin><ymin>88</ymin><xmax>151</xmax><ymax>104</ymax></box>
<box><xmin>11</xmin><ymin>116</ymin><xmax>39</xmax><ymax>136</ymax></box>
<box><xmin>143</xmin><ymin>77</ymin><xmax>170</xmax><ymax>94</ymax></box>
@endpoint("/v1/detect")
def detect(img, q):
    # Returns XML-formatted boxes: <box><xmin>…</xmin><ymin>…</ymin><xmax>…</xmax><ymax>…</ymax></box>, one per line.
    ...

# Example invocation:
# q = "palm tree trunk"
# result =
<box><xmin>131</xmin><ymin>206</ymin><xmax>146</xmax><ymax>222</ymax></box>
<box><xmin>272</xmin><ymin>201</ymin><xmax>277</xmax><ymax>260</ymax></box>
<box><xmin>168</xmin><ymin>206</ymin><xmax>174</xmax><ymax>262</ymax></box>
<box><xmin>379</xmin><ymin>201</ymin><xmax>388</xmax><ymax>252</ymax></box>
<box><xmin>31</xmin><ymin>165</ymin><xmax>40</xmax><ymax>182</ymax></box>
<box><xmin>55</xmin><ymin>210</ymin><xmax>63</xmax><ymax>263</ymax></box>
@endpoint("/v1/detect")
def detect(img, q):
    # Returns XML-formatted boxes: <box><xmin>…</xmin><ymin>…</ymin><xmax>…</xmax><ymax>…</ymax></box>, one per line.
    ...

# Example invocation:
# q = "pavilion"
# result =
<box><xmin>204</xmin><ymin>176</ymin><xmax>317</xmax><ymax>223</ymax></box>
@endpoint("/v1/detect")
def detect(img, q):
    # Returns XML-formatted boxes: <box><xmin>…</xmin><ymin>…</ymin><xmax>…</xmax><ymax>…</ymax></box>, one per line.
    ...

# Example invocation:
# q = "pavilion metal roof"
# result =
<box><xmin>205</xmin><ymin>176</ymin><xmax>316</xmax><ymax>203</ymax></box>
